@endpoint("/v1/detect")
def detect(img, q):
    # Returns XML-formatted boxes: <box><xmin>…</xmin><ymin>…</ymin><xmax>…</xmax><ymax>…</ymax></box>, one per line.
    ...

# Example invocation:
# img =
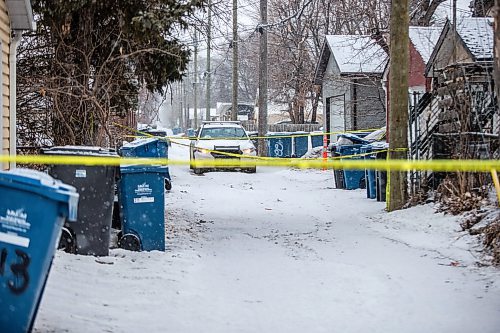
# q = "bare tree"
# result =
<box><xmin>410</xmin><ymin>0</ymin><xmax>447</xmax><ymax>26</ymax></box>
<box><xmin>17</xmin><ymin>0</ymin><xmax>204</xmax><ymax>148</ymax></box>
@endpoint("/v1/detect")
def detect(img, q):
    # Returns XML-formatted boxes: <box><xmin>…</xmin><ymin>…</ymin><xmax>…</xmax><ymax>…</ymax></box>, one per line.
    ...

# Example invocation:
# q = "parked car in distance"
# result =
<box><xmin>189</xmin><ymin>121</ymin><xmax>257</xmax><ymax>174</ymax></box>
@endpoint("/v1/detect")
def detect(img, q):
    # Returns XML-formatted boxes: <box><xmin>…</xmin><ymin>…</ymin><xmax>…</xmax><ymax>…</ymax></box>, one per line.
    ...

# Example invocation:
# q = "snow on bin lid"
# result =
<box><xmin>337</xmin><ymin>133</ymin><xmax>370</xmax><ymax>145</ymax></box>
<box><xmin>42</xmin><ymin>146</ymin><xmax>118</xmax><ymax>157</ymax></box>
<box><xmin>266</xmin><ymin>132</ymin><xmax>292</xmax><ymax>136</ymax></box>
<box><xmin>368</xmin><ymin>141</ymin><xmax>389</xmax><ymax>150</ymax></box>
<box><xmin>7</xmin><ymin>168</ymin><xmax>60</xmax><ymax>187</ymax></box>
<box><xmin>0</xmin><ymin>168</ymin><xmax>79</xmax><ymax>221</ymax></box>
<box><xmin>122</xmin><ymin>138</ymin><xmax>158</xmax><ymax>148</ymax></box>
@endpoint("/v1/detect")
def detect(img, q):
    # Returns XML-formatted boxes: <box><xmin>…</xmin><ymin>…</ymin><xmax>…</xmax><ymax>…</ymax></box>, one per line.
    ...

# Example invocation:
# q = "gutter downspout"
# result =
<box><xmin>0</xmin><ymin>40</ymin><xmax>2</xmax><ymax>169</ymax></box>
<box><xmin>9</xmin><ymin>32</ymin><xmax>21</xmax><ymax>169</ymax></box>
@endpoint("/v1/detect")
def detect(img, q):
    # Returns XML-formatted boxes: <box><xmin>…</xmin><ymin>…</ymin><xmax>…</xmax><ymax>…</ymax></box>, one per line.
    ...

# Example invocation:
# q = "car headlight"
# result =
<box><xmin>242</xmin><ymin>147</ymin><xmax>256</xmax><ymax>154</ymax></box>
<box><xmin>194</xmin><ymin>147</ymin><xmax>211</xmax><ymax>154</ymax></box>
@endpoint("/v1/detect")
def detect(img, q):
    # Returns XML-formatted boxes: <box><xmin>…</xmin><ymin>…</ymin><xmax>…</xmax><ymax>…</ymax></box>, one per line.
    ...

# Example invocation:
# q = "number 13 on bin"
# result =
<box><xmin>0</xmin><ymin>247</ymin><xmax>30</xmax><ymax>295</ymax></box>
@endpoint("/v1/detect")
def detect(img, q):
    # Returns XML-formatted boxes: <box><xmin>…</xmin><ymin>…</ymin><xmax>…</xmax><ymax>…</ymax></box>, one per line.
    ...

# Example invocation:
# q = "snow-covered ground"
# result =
<box><xmin>33</xmin><ymin>140</ymin><xmax>500</xmax><ymax>332</ymax></box>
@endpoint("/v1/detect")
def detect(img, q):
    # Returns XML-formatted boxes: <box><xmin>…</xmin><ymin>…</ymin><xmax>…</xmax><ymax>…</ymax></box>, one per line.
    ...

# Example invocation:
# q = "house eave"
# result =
<box><xmin>6</xmin><ymin>0</ymin><xmax>36</xmax><ymax>31</ymax></box>
<box><xmin>313</xmin><ymin>39</ymin><xmax>330</xmax><ymax>85</ymax></box>
<box><xmin>340</xmin><ymin>72</ymin><xmax>383</xmax><ymax>78</ymax></box>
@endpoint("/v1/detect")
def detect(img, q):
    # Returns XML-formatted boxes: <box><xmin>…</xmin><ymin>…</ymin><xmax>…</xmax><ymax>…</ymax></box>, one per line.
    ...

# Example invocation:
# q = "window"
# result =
<box><xmin>200</xmin><ymin>127</ymin><xmax>247</xmax><ymax>139</ymax></box>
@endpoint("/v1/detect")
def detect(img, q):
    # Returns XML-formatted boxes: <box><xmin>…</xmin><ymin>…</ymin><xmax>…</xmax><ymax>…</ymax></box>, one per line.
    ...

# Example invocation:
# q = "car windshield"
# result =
<box><xmin>200</xmin><ymin>127</ymin><xmax>248</xmax><ymax>139</ymax></box>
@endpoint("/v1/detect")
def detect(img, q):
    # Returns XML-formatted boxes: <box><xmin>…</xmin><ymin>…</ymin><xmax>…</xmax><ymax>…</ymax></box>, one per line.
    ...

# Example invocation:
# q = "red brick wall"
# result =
<box><xmin>408</xmin><ymin>43</ymin><xmax>427</xmax><ymax>88</ymax></box>
<box><xmin>385</xmin><ymin>42</ymin><xmax>429</xmax><ymax>141</ymax></box>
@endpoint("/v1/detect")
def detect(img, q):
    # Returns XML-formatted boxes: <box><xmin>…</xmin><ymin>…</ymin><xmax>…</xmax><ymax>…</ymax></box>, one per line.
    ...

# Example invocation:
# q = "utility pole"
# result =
<box><xmin>452</xmin><ymin>0</ymin><xmax>457</xmax><ymax>64</ymax></box>
<box><xmin>183</xmin><ymin>78</ymin><xmax>188</xmax><ymax>129</ymax></box>
<box><xmin>194</xmin><ymin>30</ymin><xmax>199</xmax><ymax>129</ymax></box>
<box><xmin>258</xmin><ymin>0</ymin><xmax>268</xmax><ymax>156</ymax></box>
<box><xmin>231</xmin><ymin>0</ymin><xmax>238</xmax><ymax>121</ymax></box>
<box><xmin>495</xmin><ymin>1</ymin><xmax>500</xmax><ymax>145</ymax></box>
<box><xmin>206</xmin><ymin>0</ymin><xmax>212</xmax><ymax>121</ymax></box>
<box><xmin>387</xmin><ymin>0</ymin><xmax>409</xmax><ymax>211</ymax></box>
<box><xmin>178</xmin><ymin>82</ymin><xmax>183</xmax><ymax>128</ymax></box>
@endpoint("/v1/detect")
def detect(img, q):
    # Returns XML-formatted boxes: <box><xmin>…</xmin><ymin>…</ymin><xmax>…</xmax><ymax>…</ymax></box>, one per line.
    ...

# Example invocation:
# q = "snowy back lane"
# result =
<box><xmin>33</xmin><ymin>140</ymin><xmax>500</xmax><ymax>332</ymax></box>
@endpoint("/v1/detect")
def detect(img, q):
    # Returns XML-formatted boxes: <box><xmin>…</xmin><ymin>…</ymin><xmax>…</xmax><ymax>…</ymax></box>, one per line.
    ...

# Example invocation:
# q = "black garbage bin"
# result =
<box><xmin>42</xmin><ymin>146</ymin><xmax>119</xmax><ymax>256</ymax></box>
<box><xmin>330</xmin><ymin>146</ymin><xmax>345</xmax><ymax>189</ymax></box>
<box><xmin>374</xmin><ymin>149</ymin><xmax>388</xmax><ymax>202</ymax></box>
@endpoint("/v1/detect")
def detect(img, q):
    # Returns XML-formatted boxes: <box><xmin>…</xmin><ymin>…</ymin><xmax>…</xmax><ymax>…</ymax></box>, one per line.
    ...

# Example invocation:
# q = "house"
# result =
<box><xmin>1</xmin><ymin>0</ymin><xmax>35</xmax><ymax>170</ymax></box>
<box><xmin>383</xmin><ymin>26</ymin><xmax>442</xmax><ymax>96</ymax></box>
<box><xmin>471</xmin><ymin>0</ymin><xmax>493</xmax><ymax>17</ymax></box>
<box><xmin>414</xmin><ymin>17</ymin><xmax>497</xmax><ymax>188</ymax></box>
<box><xmin>216</xmin><ymin>102</ymin><xmax>255</xmax><ymax>121</ymax></box>
<box><xmin>313</xmin><ymin>35</ymin><xmax>388</xmax><ymax>143</ymax></box>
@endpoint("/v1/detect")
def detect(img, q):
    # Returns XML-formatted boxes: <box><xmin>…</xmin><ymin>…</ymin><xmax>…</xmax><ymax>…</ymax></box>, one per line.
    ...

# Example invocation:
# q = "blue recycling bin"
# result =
<box><xmin>337</xmin><ymin>144</ymin><xmax>366</xmax><ymax>190</ymax></box>
<box><xmin>172</xmin><ymin>127</ymin><xmax>181</xmax><ymax>135</ymax></box>
<box><xmin>117</xmin><ymin>166</ymin><xmax>168</xmax><ymax>251</ymax></box>
<box><xmin>267</xmin><ymin>132</ymin><xmax>293</xmax><ymax>158</ymax></box>
<box><xmin>361</xmin><ymin>145</ymin><xmax>376</xmax><ymax>199</ymax></box>
<box><xmin>311</xmin><ymin>132</ymin><xmax>324</xmax><ymax>148</ymax></box>
<box><xmin>292</xmin><ymin>132</ymin><xmax>309</xmax><ymax>157</ymax></box>
<box><xmin>0</xmin><ymin>169</ymin><xmax>78</xmax><ymax>332</ymax></box>
<box><xmin>120</xmin><ymin>138</ymin><xmax>171</xmax><ymax>189</ymax></box>
<box><xmin>186</xmin><ymin>128</ymin><xmax>196</xmax><ymax>138</ymax></box>
<box><xmin>120</xmin><ymin>137</ymin><xmax>168</xmax><ymax>159</ymax></box>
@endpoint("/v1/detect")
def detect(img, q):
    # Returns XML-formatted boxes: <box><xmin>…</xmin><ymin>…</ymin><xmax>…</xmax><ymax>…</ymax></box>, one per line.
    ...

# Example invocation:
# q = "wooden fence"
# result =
<box><xmin>242</xmin><ymin>122</ymin><xmax>322</xmax><ymax>133</ymax></box>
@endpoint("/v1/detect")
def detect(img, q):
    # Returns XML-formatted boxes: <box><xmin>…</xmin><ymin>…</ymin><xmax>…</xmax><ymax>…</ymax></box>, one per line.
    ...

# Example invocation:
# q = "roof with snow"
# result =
<box><xmin>314</xmin><ymin>35</ymin><xmax>388</xmax><ymax>84</ymax></box>
<box><xmin>325</xmin><ymin>35</ymin><xmax>387</xmax><ymax>74</ymax></box>
<box><xmin>457</xmin><ymin>17</ymin><xmax>493</xmax><ymax>60</ymax></box>
<box><xmin>409</xmin><ymin>26</ymin><xmax>442</xmax><ymax>64</ymax></box>
<box><xmin>426</xmin><ymin>17</ymin><xmax>494</xmax><ymax>75</ymax></box>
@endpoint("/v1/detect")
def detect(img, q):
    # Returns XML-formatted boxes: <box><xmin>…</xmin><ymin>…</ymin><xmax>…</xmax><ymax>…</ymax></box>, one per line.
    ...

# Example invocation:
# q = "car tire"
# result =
<box><xmin>194</xmin><ymin>168</ymin><xmax>204</xmax><ymax>175</ymax></box>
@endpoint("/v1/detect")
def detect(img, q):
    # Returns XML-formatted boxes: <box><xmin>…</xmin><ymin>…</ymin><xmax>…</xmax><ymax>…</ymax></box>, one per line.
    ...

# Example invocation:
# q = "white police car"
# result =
<box><xmin>189</xmin><ymin>121</ymin><xmax>257</xmax><ymax>174</ymax></box>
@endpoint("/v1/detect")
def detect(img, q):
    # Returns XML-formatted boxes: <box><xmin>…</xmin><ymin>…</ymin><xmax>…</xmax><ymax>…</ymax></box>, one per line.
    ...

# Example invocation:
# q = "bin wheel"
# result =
<box><xmin>118</xmin><ymin>233</ymin><xmax>141</xmax><ymax>251</ymax></box>
<box><xmin>359</xmin><ymin>177</ymin><xmax>366</xmax><ymax>189</ymax></box>
<box><xmin>243</xmin><ymin>167</ymin><xmax>256</xmax><ymax>173</ymax></box>
<box><xmin>193</xmin><ymin>168</ymin><xmax>204</xmax><ymax>175</ymax></box>
<box><xmin>58</xmin><ymin>226</ymin><xmax>76</xmax><ymax>254</ymax></box>
<box><xmin>165</xmin><ymin>179</ymin><xmax>172</xmax><ymax>191</ymax></box>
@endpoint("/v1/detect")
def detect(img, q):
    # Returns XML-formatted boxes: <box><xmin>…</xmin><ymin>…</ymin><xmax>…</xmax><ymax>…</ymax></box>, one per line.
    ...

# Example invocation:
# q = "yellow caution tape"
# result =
<box><xmin>386</xmin><ymin>154</ymin><xmax>391</xmax><ymax>211</ymax></box>
<box><xmin>491</xmin><ymin>170</ymin><xmax>500</xmax><ymax>205</ymax></box>
<box><xmin>12</xmin><ymin>123</ymin><xmax>491</xmax><ymax>172</ymax></box>
<box><xmin>114</xmin><ymin>122</ymin><xmax>382</xmax><ymax>141</ymax></box>
<box><xmin>3</xmin><ymin>153</ymin><xmax>500</xmax><ymax>172</ymax></box>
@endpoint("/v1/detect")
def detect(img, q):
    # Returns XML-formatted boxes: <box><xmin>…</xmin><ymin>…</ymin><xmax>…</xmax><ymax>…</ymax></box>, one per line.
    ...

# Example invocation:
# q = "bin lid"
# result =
<box><xmin>336</xmin><ymin>133</ymin><xmax>370</xmax><ymax>145</ymax></box>
<box><xmin>121</xmin><ymin>138</ymin><xmax>159</xmax><ymax>149</ymax></box>
<box><xmin>368</xmin><ymin>141</ymin><xmax>389</xmax><ymax>150</ymax></box>
<box><xmin>42</xmin><ymin>146</ymin><xmax>119</xmax><ymax>157</ymax></box>
<box><xmin>266</xmin><ymin>132</ymin><xmax>292</xmax><ymax>137</ymax></box>
<box><xmin>0</xmin><ymin>169</ymin><xmax>79</xmax><ymax>221</ymax></box>
<box><xmin>119</xmin><ymin>165</ymin><xmax>170</xmax><ymax>174</ymax></box>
